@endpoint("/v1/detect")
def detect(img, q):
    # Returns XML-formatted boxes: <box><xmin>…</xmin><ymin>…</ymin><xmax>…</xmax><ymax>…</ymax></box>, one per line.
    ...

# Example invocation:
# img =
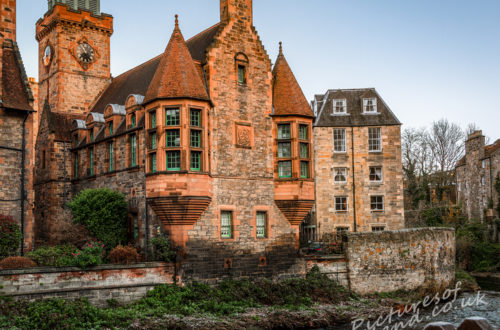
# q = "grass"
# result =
<box><xmin>0</xmin><ymin>267</ymin><xmax>351</xmax><ymax>329</ymax></box>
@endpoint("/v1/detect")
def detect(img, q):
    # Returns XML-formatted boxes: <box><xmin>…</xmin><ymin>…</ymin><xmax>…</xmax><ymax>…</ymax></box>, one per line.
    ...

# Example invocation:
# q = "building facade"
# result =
<box><xmin>456</xmin><ymin>131</ymin><xmax>500</xmax><ymax>221</ymax></box>
<box><xmin>34</xmin><ymin>0</ymin><xmax>317</xmax><ymax>279</ymax></box>
<box><xmin>0</xmin><ymin>0</ymin><xmax>36</xmax><ymax>253</ymax></box>
<box><xmin>312</xmin><ymin>89</ymin><xmax>405</xmax><ymax>236</ymax></box>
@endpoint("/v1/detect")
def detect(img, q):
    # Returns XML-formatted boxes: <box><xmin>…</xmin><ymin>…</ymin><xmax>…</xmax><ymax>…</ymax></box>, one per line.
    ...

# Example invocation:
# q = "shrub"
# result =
<box><xmin>0</xmin><ymin>257</ymin><xmax>36</xmax><ymax>269</ymax></box>
<box><xmin>72</xmin><ymin>241</ymin><xmax>105</xmax><ymax>269</ymax></box>
<box><xmin>26</xmin><ymin>245</ymin><xmax>78</xmax><ymax>267</ymax></box>
<box><xmin>67</xmin><ymin>189</ymin><xmax>127</xmax><ymax>250</ymax></box>
<box><xmin>108</xmin><ymin>245</ymin><xmax>139</xmax><ymax>265</ymax></box>
<box><xmin>0</xmin><ymin>215</ymin><xmax>22</xmax><ymax>259</ymax></box>
<box><xmin>151</xmin><ymin>235</ymin><xmax>176</xmax><ymax>262</ymax></box>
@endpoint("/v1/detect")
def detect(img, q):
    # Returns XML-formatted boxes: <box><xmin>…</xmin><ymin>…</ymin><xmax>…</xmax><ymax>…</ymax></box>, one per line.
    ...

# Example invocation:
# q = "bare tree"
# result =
<box><xmin>402</xmin><ymin>127</ymin><xmax>432</xmax><ymax>178</ymax></box>
<box><xmin>428</xmin><ymin>119</ymin><xmax>465</xmax><ymax>174</ymax></box>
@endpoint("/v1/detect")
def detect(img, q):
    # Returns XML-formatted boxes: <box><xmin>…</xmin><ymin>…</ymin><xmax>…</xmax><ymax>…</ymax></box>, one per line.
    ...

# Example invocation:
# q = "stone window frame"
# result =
<box><xmin>334</xmin><ymin>196</ymin><xmax>349</xmax><ymax>212</ymax></box>
<box><xmin>332</xmin><ymin>99</ymin><xmax>347</xmax><ymax>115</ymax></box>
<box><xmin>370</xmin><ymin>195</ymin><xmax>385</xmax><ymax>212</ymax></box>
<box><xmin>368</xmin><ymin>127</ymin><xmax>382</xmax><ymax>152</ymax></box>
<box><xmin>369</xmin><ymin>166</ymin><xmax>383</xmax><ymax>183</ymax></box>
<box><xmin>333</xmin><ymin>128</ymin><xmax>346</xmax><ymax>153</ymax></box>
<box><xmin>253</xmin><ymin>209</ymin><xmax>269</xmax><ymax>239</ymax></box>
<box><xmin>235</xmin><ymin>52</ymin><xmax>249</xmax><ymax>86</ymax></box>
<box><xmin>362</xmin><ymin>98</ymin><xmax>378</xmax><ymax>114</ymax></box>
<box><xmin>220</xmin><ymin>209</ymin><xmax>234</xmax><ymax>240</ymax></box>
<box><xmin>334</xmin><ymin>167</ymin><xmax>348</xmax><ymax>184</ymax></box>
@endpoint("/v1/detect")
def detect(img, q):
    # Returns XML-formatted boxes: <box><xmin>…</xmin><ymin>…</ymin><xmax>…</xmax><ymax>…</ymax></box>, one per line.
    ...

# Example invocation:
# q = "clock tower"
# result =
<box><xmin>36</xmin><ymin>0</ymin><xmax>113</xmax><ymax>117</ymax></box>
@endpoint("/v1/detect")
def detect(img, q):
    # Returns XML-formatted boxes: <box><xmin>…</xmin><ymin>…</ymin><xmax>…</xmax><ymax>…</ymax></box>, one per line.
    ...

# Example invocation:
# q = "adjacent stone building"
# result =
<box><xmin>312</xmin><ymin>89</ymin><xmax>405</xmax><ymax>236</ymax></box>
<box><xmin>0</xmin><ymin>0</ymin><xmax>36</xmax><ymax>252</ymax></box>
<box><xmin>456</xmin><ymin>131</ymin><xmax>500</xmax><ymax>221</ymax></box>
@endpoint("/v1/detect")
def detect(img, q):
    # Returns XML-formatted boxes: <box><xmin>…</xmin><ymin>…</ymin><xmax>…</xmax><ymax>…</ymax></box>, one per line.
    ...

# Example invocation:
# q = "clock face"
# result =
<box><xmin>43</xmin><ymin>45</ymin><xmax>52</xmax><ymax>67</ymax></box>
<box><xmin>76</xmin><ymin>43</ymin><xmax>95</xmax><ymax>64</ymax></box>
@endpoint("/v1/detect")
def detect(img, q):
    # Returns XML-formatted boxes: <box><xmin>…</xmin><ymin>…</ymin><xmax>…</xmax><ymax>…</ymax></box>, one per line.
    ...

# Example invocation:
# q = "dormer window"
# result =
<box><xmin>363</xmin><ymin>98</ymin><xmax>377</xmax><ymax>113</ymax></box>
<box><xmin>235</xmin><ymin>53</ymin><xmax>249</xmax><ymax>86</ymax></box>
<box><xmin>333</xmin><ymin>99</ymin><xmax>347</xmax><ymax>114</ymax></box>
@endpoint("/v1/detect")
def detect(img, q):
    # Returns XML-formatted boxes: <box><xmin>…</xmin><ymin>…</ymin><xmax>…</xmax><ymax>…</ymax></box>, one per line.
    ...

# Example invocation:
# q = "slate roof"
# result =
<box><xmin>272</xmin><ymin>43</ymin><xmax>314</xmax><ymax>118</ymax></box>
<box><xmin>144</xmin><ymin>16</ymin><xmax>209</xmax><ymax>104</ymax></box>
<box><xmin>49</xmin><ymin>111</ymin><xmax>85</xmax><ymax>142</ymax></box>
<box><xmin>456</xmin><ymin>139</ymin><xmax>500</xmax><ymax>168</ymax></box>
<box><xmin>0</xmin><ymin>41</ymin><xmax>33</xmax><ymax>111</ymax></box>
<box><xmin>314</xmin><ymin>88</ymin><xmax>401</xmax><ymax>127</ymax></box>
<box><xmin>90</xmin><ymin>22</ymin><xmax>221</xmax><ymax>113</ymax></box>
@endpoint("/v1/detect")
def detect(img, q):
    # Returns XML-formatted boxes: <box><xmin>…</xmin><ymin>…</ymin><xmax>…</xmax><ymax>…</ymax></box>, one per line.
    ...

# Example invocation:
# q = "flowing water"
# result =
<box><xmin>332</xmin><ymin>291</ymin><xmax>500</xmax><ymax>330</ymax></box>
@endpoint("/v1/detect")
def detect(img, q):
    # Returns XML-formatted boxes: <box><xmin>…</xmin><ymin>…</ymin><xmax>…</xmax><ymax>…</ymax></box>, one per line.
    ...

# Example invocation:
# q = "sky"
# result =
<box><xmin>15</xmin><ymin>0</ymin><xmax>500</xmax><ymax>140</ymax></box>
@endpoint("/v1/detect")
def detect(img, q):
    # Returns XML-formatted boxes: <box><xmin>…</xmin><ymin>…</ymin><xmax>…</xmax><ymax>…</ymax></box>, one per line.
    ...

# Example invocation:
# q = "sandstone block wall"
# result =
<box><xmin>345</xmin><ymin>227</ymin><xmax>455</xmax><ymax>295</ymax></box>
<box><xmin>314</xmin><ymin>125</ymin><xmax>405</xmax><ymax>236</ymax></box>
<box><xmin>0</xmin><ymin>262</ymin><xmax>174</xmax><ymax>306</ymax></box>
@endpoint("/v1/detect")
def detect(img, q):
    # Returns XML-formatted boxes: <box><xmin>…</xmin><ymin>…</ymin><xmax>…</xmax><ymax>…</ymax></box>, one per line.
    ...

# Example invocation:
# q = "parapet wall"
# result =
<box><xmin>0</xmin><ymin>262</ymin><xmax>175</xmax><ymax>306</ymax></box>
<box><xmin>345</xmin><ymin>227</ymin><xmax>455</xmax><ymax>295</ymax></box>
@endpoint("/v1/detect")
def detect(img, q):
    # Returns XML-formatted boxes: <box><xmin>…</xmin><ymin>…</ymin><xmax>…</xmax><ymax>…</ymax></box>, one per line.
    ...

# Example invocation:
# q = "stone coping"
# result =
<box><xmin>345</xmin><ymin>227</ymin><xmax>454</xmax><ymax>237</ymax></box>
<box><xmin>0</xmin><ymin>262</ymin><xmax>173</xmax><ymax>276</ymax></box>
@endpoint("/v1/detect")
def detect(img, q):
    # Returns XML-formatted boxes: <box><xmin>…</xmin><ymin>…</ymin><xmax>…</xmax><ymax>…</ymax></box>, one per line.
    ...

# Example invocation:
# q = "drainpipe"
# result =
<box><xmin>351</xmin><ymin>127</ymin><xmax>357</xmax><ymax>232</ymax></box>
<box><xmin>20</xmin><ymin>112</ymin><xmax>29</xmax><ymax>255</ymax></box>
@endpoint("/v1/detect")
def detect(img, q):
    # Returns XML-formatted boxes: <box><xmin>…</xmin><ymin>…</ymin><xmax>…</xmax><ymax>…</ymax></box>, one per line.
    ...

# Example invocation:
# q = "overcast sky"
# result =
<box><xmin>16</xmin><ymin>0</ymin><xmax>499</xmax><ymax>140</ymax></box>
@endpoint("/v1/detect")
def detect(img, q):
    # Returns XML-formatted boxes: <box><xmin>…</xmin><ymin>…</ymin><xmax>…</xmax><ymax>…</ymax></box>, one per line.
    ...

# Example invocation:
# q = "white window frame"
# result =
<box><xmin>369</xmin><ymin>166</ymin><xmax>383</xmax><ymax>182</ymax></box>
<box><xmin>333</xmin><ymin>129</ymin><xmax>346</xmax><ymax>153</ymax></box>
<box><xmin>335</xmin><ymin>196</ymin><xmax>348</xmax><ymax>212</ymax></box>
<box><xmin>370</xmin><ymin>195</ymin><xmax>384</xmax><ymax>212</ymax></box>
<box><xmin>334</xmin><ymin>167</ymin><xmax>348</xmax><ymax>183</ymax></box>
<box><xmin>363</xmin><ymin>98</ymin><xmax>378</xmax><ymax>114</ymax></box>
<box><xmin>368</xmin><ymin>127</ymin><xmax>382</xmax><ymax>152</ymax></box>
<box><xmin>482</xmin><ymin>160</ymin><xmax>486</xmax><ymax>169</ymax></box>
<box><xmin>371</xmin><ymin>225</ymin><xmax>386</xmax><ymax>232</ymax></box>
<box><xmin>481</xmin><ymin>176</ymin><xmax>485</xmax><ymax>186</ymax></box>
<box><xmin>335</xmin><ymin>226</ymin><xmax>350</xmax><ymax>233</ymax></box>
<box><xmin>333</xmin><ymin>99</ymin><xmax>347</xmax><ymax>115</ymax></box>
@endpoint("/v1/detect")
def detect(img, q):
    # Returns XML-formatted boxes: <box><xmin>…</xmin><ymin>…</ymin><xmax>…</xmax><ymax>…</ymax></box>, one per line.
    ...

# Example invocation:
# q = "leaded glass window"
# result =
<box><xmin>166</xmin><ymin>150</ymin><xmax>181</xmax><ymax>171</ymax></box>
<box><xmin>221</xmin><ymin>211</ymin><xmax>232</xmax><ymax>238</ymax></box>
<box><xmin>166</xmin><ymin>108</ymin><xmax>180</xmax><ymax>126</ymax></box>
<box><xmin>256</xmin><ymin>212</ymin><xmax>266</xmax><ymax>238</ymax></box>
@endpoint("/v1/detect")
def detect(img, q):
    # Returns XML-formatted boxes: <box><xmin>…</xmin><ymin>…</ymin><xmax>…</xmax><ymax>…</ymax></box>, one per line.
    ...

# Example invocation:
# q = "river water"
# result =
<box><xmin>333</xmin><ymin>291</ymin><xmax>500</xmax><ymax>330</ymax></box>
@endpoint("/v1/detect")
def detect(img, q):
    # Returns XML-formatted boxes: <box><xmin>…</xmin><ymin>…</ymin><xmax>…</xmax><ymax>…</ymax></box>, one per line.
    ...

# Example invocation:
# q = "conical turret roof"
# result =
<box><xmin>272</xmin><ymin>43</ymin><xmax>314</xmax><ymax>118</ymax></box>
<box><xmin>144</xmin><ymin>16</ymin><xmax>209</xmax><ymax>104</ymax></box>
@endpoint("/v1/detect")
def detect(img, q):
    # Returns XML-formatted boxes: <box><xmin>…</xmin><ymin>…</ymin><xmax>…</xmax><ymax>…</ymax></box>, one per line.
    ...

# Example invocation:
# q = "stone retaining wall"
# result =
<box><xmin>0</xmin><ymin>262</ymin><xmax>175</xmax><ymax>306</ymax></box>
<box><xmin>345</xmin><ymin>227</ymin><xmax>455</xmax><ymax>294</ymax></box>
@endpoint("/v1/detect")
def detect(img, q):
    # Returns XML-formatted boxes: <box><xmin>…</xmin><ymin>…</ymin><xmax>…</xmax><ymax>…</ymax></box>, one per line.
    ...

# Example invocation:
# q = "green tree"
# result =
<box><xmin>0</xmin><ymin>215</ymin><xmax>22</xmax><ymax>259</ymax></box>
<box><xmin>67</xmin><ymin>189</ymin><xmax>127</xmax><ymax>250</ymax></box>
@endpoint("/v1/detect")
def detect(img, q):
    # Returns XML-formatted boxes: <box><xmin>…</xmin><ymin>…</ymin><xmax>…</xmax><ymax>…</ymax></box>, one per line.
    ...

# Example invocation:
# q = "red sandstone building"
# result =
<box><xmin>0</xmin><ymin>0</ymin><xmax>36</xmax><ymax>253</ymax></box>
<box><xmin>33</xmin><ymin>0</ymin><xmax>315</xmax><ymax>279</ymax></box>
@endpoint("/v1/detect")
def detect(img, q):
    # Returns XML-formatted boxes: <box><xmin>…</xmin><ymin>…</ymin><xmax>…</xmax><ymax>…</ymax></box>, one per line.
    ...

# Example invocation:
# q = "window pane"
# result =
<box><xmin>90</xmin><ymin>149</ymin><xmax>94</xmax><ymax>175</ymax></box>
<box><xmin>370</xmin><ymin>167</ymin><xmax>382</xmax><ymax>181</ymax></box>
<box><xmin>335</xmin><ymin>197</ymin><xmax>347</xmax><ymax>211</ymax></box>
<box><xmin>130</xmin><ymin>135</ymin><xmax>137</xmax><ymax>167</ymax></box>
<box><xmin>277</xmin><ymin>124</ymin><xmax>291</xmax><ymax>139</ymax></box>
<box><xmin>278</xmin><ymin>161</ymin><xmax>292</xmax><ymax>178</ymax></box>
<box><xmin>190</xmin><ymin>151</ymin><xmax>201</xmax><ymax>171</ymax></box>
<box><xmin>334</xmin><ymin>99</ymin><xmax>346</xmax><ymax>113</ymax></box>
<box><xmin>300</xmin><ymin>143</ymin><xmax>309</xmax><ymax>159</ymax></box>
<box><xmin>190</xmin><ymin>130</ymin><xmax>201</xmax><ymax>148</ymax></box>
<box><xmin>256</xmin><ymin>212</ymin><xmax>266</xmax><ymax>238</ymax></box>
<box><xmin>370</xmin><ymin>196</ymin><xmax>384</xmax><ymax>211</ymax></box>
<box><xmin>334</xmin><ymin>168</ymin><xmax>347</xmax><ymax>182</ymax></box>
<box><xmin>333</xmin><ymin>129</ymin><xmax>346</xmax><ymax>152</ymax></box>
<box><xmin>166</xmin><ymin>151</ymin><xmax>181</xmax><ymax>171</ymax></box>
<box><xmin>190</xmin><ymin>109</ymin><xmax>201</xmax><ymax>127</ymax></box>
<box><xmin>299</xmin><ymin>125</ymin><xmax>308</xmax><ymax>140</ymax></box>
<box><xmin>109</xmin><ymin>122</ymin><xmax>113</xmax><ymax>135</ymax></box>
<box><xmin>300</xmin><ymin>161</ymin><xmax>308</xmax><ymax>178</ymax></box>
<box><xmin>166</xmin><ymin>130</ymin><xmax>181</xmax><ymax>147</ymax></box>
<box><xmin>151</xmin><ymin>112</ymin><xmax>156</xmax><ymax>128</ymax></box>
<box><xmin>221</xmin><ymin>211</ymin><xmax>232</xmax><ymax>238</ymax></box>
<box><xmin>238</xmin><ymin>65</ymin><xmax>245</xmax><ymax>84</ymax></box>
<box><xmin>369</xmin><ymin>128</ymin><xmax>381</xmax><ymax>151</ymax></box>
<box><xmin>166</xmin><ymin>108</ymin><xmax>180</xmax><ymax>126</ymax></box>
<box><xmin>109</xmin><ymin>143</ymin><xmax>114</xmax><ymax>171</ymax></box>
<box><xmin>90</xmin><ymin>130</ymin><xmax>94</xmax><ymax>142</ymax></box>
<box><xmin>74</xmin><ymin>154</ymin><xmax>78</xmax><ymax>179</ymax></box>
<box><xmin>151</xmin><ymin>133</ymin><xmax>157</xmax><ymax>150</ymax></box>
<box><xmin>131</xmin><ymin>114</ymin><xmax>136</xmax><ymax>128</ymax></box>
<box><xmin>278</xmin><ymin>142</ymin><xmax>291</xmax><ymax>158</ymax></box>
<box><xmin>151</xmin><ymin>153</ymin><xmax>157</xmax><ymax>173</ymax></box>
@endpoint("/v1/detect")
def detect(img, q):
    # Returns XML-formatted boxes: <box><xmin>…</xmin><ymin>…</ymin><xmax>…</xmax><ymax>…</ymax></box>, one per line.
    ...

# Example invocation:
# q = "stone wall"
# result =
<box><xmin>0</xmin><ymin>262</ymin><xmax>175</xmax><ymax>307</ymax></box>
<box><xmin>344</xmin><ymin>227</ymin><xmax>455</xmax><ymax>295</ymax></box>
<box><xmin>314</xmin><ymin>125</ymin><xmax>405</xmax><ymax>235</ymax></box>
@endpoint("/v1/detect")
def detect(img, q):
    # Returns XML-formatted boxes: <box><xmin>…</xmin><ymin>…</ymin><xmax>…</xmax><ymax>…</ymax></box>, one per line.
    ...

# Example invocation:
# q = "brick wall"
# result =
<box><xmin>0</xmin><ymin>262</ymin><xmax>175</xmax><ymax>307</ymax></box>
<box><xmin>314</xmin><ymin>125</ymin><xmax>405</xmax><ymax>236</ymax></box>
<box><xmin>344</xmin><ymin>227</ymin><xmax>455</xmax><ymax>295</ymax></box>
<box><xmin>0</xmin><ymin>0</ymin><xmax>16</xmax><ymax>42</ymax></box>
